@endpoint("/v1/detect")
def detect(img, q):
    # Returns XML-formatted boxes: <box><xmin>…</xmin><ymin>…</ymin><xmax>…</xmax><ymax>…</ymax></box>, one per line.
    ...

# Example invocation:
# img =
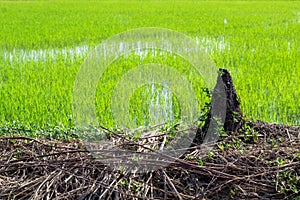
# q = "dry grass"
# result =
<box><xmin>0</xmin><ymin>120</ymin><xmax>299</xmax><ymax>199</ymax></box>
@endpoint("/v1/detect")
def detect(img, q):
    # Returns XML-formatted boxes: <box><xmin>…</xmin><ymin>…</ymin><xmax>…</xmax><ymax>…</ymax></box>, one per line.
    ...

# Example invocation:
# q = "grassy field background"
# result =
<box><xmin>0</xmin><ymin>0</ymin><xmax>299</xmax><ymax>132</ymax></box>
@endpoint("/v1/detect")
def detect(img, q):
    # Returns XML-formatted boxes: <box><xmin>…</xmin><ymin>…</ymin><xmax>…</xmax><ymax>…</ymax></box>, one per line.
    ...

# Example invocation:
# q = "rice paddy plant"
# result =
<box><xmin>95</xmin><ymin>49</ymin><xmax>208</xmax><ymax>128</ymax></box>
<box><xmin>0</xmin><ymin>48</ymin><xmax>84</xmax><ymax>129</ymax></box>
<box><xmin>0</xmin><ymin>0</ymin><xmax>299</xmax><ymax>135</ymax></box>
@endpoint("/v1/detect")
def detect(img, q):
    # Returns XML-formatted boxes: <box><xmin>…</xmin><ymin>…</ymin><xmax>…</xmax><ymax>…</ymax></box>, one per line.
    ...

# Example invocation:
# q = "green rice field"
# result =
<box><xmin>0</xmin><ymin>0</ymin><xmax>299</xmax><ymax>133</ymax></box>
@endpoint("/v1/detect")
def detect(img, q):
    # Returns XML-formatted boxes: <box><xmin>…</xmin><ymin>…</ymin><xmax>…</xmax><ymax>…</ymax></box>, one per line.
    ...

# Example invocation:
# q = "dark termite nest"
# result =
<box><xmin>193</xmin><ymin>68</ymin><xmax>244</xmax><ymax>145</ymax></box>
